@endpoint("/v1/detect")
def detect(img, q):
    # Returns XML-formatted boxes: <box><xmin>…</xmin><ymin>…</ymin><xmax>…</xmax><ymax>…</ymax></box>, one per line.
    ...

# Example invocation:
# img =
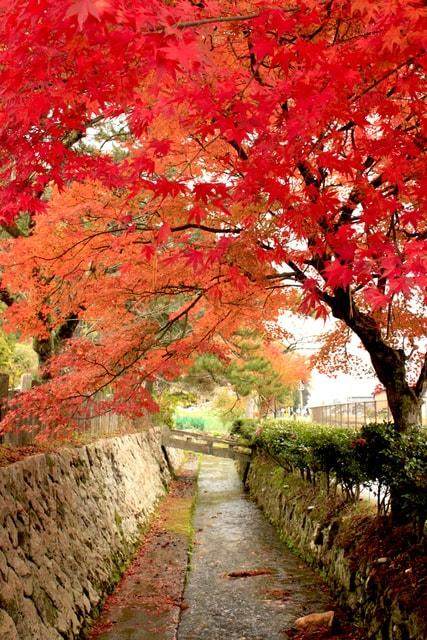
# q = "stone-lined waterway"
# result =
<box><xmin>178</xmin><ymin>457</ymin><xmax>332</xmax><ymax>639</ymax></box>
<box><xmin>87</xmin><ymin>456</ymin><xmax>340</xmax><ymax>640</ymax></box>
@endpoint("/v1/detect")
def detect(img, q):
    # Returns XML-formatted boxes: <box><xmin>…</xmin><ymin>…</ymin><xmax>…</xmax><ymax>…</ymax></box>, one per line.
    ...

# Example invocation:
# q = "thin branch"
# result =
<box><xmin>177</xmin><ymin>14</ymin><xmax>259</xmax><ymax>29</ymax></box>
<box><xmin>351</xmin><ymin>56</ymin><xmax>419</xmax><ymax>102</ymax></box>
<box><xmin>415</xmin><ymin>353</ymin><xmax>427</xmax><ymax>398</ymax></box>
<box><xmin>171</xmin><ymin>222</ymin><xmax>240</xmax><ymax>234</ymax></box>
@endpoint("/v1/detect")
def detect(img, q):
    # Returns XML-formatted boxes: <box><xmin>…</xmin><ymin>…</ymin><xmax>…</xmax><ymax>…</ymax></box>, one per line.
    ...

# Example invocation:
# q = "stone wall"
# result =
<box><xmin>0</xmin><ymin>430</ymin><xmax>182</xmax><ymax>639</ymax></box>
<box><xmin>244</xmin><ymin>453</ymin><xmax>426</xmax><ymax>640</ymax></box>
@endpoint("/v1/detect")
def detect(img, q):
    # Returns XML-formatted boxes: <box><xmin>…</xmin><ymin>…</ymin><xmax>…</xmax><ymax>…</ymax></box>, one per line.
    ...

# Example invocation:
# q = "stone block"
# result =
<box><xmin>19</xmin><ymin>373</ymin><xmax>33</xmax><ymax>391</ymax></box>
<box><xmin>0</xmin><ymin>608</ymin><xmax>18</xmax><ymax>640</ymax></box>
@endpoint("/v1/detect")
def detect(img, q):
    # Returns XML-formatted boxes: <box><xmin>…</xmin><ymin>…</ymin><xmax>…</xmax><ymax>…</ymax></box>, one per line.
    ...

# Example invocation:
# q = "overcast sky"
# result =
<box><xmin>308</xmin><ymin>371</ymin><xmax>376</xmax><ymax>407</ymax></box>
<box><xmin>279</xmin><ymin>313</ymin><xmax>378</xmax><ymax>407</ymax></box>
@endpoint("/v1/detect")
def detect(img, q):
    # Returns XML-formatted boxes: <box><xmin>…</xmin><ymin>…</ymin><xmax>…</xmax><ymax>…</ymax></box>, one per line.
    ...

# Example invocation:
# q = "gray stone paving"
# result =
<box><xmin>178</xmin><ymin>457</ymin><xmax>332</xmax><ymax>640</ymax></box>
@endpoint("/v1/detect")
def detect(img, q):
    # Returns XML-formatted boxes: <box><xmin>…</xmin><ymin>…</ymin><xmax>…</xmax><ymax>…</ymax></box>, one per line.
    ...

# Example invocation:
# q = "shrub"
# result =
<box><xmin>233</xmin><ymin>417</ymin><xmax>426</xmax><ymax>530</ymax></box>
<box><xmin>354</xmin><ymin>423</ymin><xmax>427</xmax><ymax>527</ymax></box>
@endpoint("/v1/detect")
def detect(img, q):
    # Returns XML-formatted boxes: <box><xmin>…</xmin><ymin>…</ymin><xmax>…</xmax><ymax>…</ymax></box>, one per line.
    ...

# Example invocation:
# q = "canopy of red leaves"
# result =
<box><xmin>0</xmin><ymin>0</ymin><xmax>425</xmax><ymax>432</ymax></box>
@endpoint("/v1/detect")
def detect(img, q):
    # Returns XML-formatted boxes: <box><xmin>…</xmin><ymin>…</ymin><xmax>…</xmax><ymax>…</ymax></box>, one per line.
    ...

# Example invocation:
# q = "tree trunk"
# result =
<box><xmin>33</xmin><ymin>314</ymin><xmax>80</xmax><ymax>379</ymax></box>
<box><xmin>324</xmin><ymin>290</ymin><xmax>425</xmax><ymax>524</ymax></box>
<box><xmin>33</xmin><ymin>335</ymin><xmax>53</xmax><ymax>371</ymax></box>
<box><xmin>327</xmin><ymin>289</ymin><xmax>423</xmax><ymax>433</ymax></box>
<box><xmin>385</xmin><ymin>385</ymin><xmax>422</xmax><ymax>432</ymax></box>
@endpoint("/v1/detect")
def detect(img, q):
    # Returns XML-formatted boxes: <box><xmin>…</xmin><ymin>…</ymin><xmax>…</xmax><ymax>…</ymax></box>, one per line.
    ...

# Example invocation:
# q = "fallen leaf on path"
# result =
<box><xmin>226</xmin><ymin>568</ymin><xmax>273</xmax><ymax>578</ymax></box>
<box><xmin>265</xmin><ymin>588</ymin><xmax>291</xmax><ymax>600</ymax></box>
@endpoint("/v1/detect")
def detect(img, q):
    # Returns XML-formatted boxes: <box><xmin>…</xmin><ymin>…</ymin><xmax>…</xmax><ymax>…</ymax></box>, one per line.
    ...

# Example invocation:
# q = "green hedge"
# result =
<box><xmin>232</xmin><ymin>418</ymin><xmax>426</xmax><ymax>530</ymax></box>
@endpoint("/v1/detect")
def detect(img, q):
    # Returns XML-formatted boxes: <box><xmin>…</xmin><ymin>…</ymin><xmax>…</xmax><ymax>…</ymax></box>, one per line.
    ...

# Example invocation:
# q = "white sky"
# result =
<box><xmin>309</xmin><ymin>370</ymin><xmax>376</xmax><ymax>407</ymax></box>
<box><xmin>279</xmin><ymin>312</ymin><xmax>377</xmax><ymax>407</ymax></box>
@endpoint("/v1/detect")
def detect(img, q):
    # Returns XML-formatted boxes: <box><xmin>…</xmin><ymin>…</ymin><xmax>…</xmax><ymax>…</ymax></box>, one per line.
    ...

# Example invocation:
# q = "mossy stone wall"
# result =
<box><xmin>0</xmin><ymin>430</ymin><xmax>181</xmax><ymax>639</ymax></box>
<box><xmin>244</xmin><ymin>453</ymin><xmax>426</xmax><ymax>640</ymax></box>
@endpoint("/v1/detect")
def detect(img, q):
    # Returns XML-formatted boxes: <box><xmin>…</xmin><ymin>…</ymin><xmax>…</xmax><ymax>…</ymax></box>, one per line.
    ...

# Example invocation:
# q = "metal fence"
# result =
<box><xmin>310</xmin><ymin>399</ymin><xmax>427</xmax><ymax>428</ymax></box>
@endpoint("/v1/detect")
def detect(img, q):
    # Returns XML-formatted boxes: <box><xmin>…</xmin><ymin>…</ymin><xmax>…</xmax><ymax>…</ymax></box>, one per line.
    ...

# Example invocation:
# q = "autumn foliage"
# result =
<box><xmin>0</xmin><ymin>0</ymin><xmax>426</xmax><ymax>432</ymax></box>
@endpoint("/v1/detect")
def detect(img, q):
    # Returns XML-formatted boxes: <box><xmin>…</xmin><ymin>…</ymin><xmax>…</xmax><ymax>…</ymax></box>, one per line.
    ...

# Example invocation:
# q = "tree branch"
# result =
<box><xmin>415</xmin><ymin>353</ymin><xmax>427</xmax><ymax>398</ymax></box>
<box><xmin>177</xmin><ymin>14</ymin><xmax>259</xmax><ymax>29</ymax></box>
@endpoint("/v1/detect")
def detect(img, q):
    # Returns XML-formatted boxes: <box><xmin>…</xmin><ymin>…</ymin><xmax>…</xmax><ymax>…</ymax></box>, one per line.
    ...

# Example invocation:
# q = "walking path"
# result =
<box><xmin>87</xmin><ymin>459</ymin><xmax>198</xmax><ymax>640</ymax></box>
<box><xmin>87</xmin><ymin>456</ymin><xmax>360</xmax><ymax>640</ymax></box>
<box><xmin>178</xmin><ymin>457</ymin><xmax>332</xmax><ymax>640</ymax></box>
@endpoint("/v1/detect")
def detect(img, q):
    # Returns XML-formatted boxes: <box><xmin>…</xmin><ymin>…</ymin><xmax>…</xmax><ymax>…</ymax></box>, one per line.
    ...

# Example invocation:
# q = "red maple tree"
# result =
<box><xmin>0</xmin><ymin>0</ymin><xmax>426</xmax><ymax>432</ymax></box>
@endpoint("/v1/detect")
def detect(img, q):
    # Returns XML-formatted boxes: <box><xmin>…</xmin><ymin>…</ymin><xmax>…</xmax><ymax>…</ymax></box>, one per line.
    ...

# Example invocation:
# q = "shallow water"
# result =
<box><xmin>178</xmin><ymin>456</ymin><xmax>332</xmax><ymax>640</ymax></box>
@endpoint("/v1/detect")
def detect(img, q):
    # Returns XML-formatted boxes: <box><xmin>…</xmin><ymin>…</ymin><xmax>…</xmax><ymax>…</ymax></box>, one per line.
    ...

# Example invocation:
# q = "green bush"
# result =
<box><xmin>233</xmin><ymin>417</ymin><xmax>426</xmax><ymax>528</ymax></box>
<box><xmin>155</xmin><ymin>390</ymin><xmax>197</xmax><ymax>428</ymax></box>
<box><xmin>354</xmin><ymin>423</ymin><xmax>427</xmax><ymax>526</ymax></box>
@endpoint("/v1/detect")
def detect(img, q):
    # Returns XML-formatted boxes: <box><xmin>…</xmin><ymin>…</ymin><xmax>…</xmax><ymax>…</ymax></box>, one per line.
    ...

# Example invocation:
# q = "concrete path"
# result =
<box><xmin>87</xmin><ymin>456</ymin><xmax>360</xmax><ymax>640</ymax></box>
<box><xmin>177</xmin><ymin>457</ymin><xmax>332</xmax><ymax>640</ymax></box>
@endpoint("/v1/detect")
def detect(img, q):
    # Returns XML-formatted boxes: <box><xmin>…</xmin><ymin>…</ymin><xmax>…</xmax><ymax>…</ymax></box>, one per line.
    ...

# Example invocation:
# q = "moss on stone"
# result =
<box><xmin>163</xmin><ymin>498</ymin><xmax>194</xmax><ymax>539</ymax></box>
<box><xmin>45</xmin><ymin>454</ymin><xmax>55</xmax><ymax>471</ymax></box>
<box><xmin>114</xmin><ymin>510</ymin><xmax>123</xmax><ymax>528</ymax></box>
<box><xmin>243</xmin><ymin>452</ymin><xmax>427</xmax><ymax>640</ymax></box>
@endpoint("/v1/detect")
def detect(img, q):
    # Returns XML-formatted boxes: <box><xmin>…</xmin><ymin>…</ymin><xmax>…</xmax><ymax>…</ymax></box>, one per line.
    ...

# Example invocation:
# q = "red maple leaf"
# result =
<box><xmin>363</xmin><ymin>286</ymin><xmax>389</xmax><ymax>310</ymax></box>
<box><xmin>154</xmin><ymin>178</ymin><xmax>187</xmax><ymax>199</ymax></box>
<box><xmin>187</xmin><ymin>206</ymin><xmax>206</xmax><ymax>225</ymax></box>
<box><xmin>150</xmin><ymin>139</ymin><xmax>172</xmax><ymax>157</ymax></box>
<box><xmin>162</xmin><ymin>35</ymin><xmax>201</xmax><ymax>72</ymax></box>
<box><xmin>185</xmin><ymin>248</ymin><xmax>204</xmax><ymax>271</ymax></box>
<box><xmin>65</xmin><ymin>0</ymin><xmax>112</xmax><ymax>29</ymax></box>
<box><xmin>157</xmin><ymin>222</ymin><xmax>171</xmax><ymax>245</ymax></box>
<box><xmin>141</xmin><ymin>244</ymin><xmax>156</xmax><ymax>262</ymax></box>
<box><xmin>324</xmin><ymin>261</ymin><xmax>353</xmax><ymax>289</ymax></box>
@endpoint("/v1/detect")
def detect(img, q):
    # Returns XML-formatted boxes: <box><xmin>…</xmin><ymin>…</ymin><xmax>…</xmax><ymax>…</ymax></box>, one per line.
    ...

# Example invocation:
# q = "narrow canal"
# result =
<box><xmin>88</xmin><ymin>456</ymin><xmax>344</xmax><ymax>640</ymax></box>
<box><xmin>178</xmin><ymin>457</ymin><xmax>331</xmax><ymax>640</ymax></box>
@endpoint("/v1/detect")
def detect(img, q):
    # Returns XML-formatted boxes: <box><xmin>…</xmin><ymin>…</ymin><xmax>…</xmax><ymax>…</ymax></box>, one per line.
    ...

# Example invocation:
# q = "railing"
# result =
<box><xmin>310</xmin><ymin>399</ymin><xmax>427</xmax><ymax>428</ymax></box>
<box><xmin>162</xmin><ymin>427</ymin><xmax>252</xmax><ymax>462</ymax></box>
